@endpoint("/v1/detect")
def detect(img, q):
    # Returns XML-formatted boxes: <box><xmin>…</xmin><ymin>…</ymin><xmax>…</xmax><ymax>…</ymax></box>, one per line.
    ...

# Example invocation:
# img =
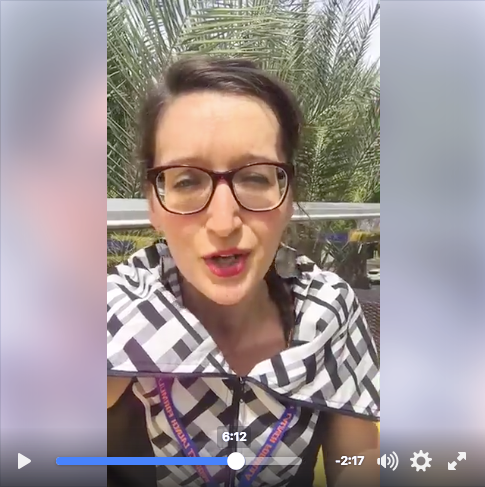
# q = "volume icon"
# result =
<box><xmin>377</xmin><ymin>452</ymin><xmax>399</xmax><ymax>471</ymax></box>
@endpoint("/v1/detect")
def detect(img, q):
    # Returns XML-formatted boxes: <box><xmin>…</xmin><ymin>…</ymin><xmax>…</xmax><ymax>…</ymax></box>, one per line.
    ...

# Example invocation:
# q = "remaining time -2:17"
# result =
<box><xmin>337</xmin><ymin>456</ymin><xmax>365</xmax><ymax>466</ymax></box>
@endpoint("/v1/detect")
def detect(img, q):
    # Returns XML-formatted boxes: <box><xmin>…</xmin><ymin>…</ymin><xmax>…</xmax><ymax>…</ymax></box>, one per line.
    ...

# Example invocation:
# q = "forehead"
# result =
<box><xmin>154</xmin><ymin>91</ymin><xmax>284</xmax><ymax>169</ymax></box>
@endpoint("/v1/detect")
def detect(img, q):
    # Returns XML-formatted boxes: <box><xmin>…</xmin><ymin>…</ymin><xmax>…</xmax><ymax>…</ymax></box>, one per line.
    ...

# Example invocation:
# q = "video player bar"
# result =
<box><xmin>56</xmin><ymin>456</ymin><xmax>301</xmax><ymax>467</ymax></box>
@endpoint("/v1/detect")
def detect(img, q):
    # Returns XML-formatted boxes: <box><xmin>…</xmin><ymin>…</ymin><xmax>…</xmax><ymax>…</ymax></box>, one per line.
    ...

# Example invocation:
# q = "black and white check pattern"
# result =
<box><xmin>108</xmin><ymin>242</ymin><xmax>380</xmax><ymax>487</ymax></box>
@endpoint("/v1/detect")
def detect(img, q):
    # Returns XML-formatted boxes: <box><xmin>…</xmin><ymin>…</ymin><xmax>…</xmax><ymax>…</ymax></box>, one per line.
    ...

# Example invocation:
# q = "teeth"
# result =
<box><xmin>215</xmin><ymin>255</ymin><xmax>237</xmax><ymax>261</ymax></box>
<box><xmin>213</xmin><ymin>255</ymin><xmax>239</xmax><ymax>266</ymax></box>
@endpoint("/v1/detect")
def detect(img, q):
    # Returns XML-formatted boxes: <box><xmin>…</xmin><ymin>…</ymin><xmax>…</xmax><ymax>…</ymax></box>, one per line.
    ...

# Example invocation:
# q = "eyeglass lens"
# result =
<box><xmin>155</xmin><ymin>164</ymin><xmax>289</xmax><ymax>213</ymax></box>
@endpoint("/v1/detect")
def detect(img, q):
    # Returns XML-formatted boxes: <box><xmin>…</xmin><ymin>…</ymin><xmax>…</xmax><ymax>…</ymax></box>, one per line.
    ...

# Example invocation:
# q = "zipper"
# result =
<box><xmin>226</xmin><ymin>376</ymin><xmax>245</xmax><ymax>487</ymax></box>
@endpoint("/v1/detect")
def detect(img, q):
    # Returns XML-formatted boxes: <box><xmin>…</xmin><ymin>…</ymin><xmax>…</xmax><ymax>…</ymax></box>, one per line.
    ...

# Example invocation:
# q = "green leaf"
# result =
<box><xmin>108</xmin><ymin>0</ymin><xmax>380</xmax><ymax>202</ymax></box>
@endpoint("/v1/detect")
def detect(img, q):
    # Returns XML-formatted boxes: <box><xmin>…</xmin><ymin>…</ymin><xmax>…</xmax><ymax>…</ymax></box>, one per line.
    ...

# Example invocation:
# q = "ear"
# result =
<box><xmin>147</xmin><ymin>191</ymin><xmax>163</xmax><ymax>232</ymax></box>
<box><xmin>285</xmin><ymin>196</ymin><xmax>295</xmax><ymax>223</ymax></box>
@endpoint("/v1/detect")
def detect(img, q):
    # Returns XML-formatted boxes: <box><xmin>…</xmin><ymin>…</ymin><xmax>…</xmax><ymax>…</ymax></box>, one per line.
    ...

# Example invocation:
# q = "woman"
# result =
<box><xmin>107</xmin><ymin>57</ymin><xmax>380</xmax><ymax>487</ymax></box>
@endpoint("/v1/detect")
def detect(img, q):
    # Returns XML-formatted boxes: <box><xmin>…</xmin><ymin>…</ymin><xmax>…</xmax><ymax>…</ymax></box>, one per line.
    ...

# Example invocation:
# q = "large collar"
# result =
<box><xmin>107</xmin><ymin>241</ymin><xmax>380</xmax><ymax>419</ymax></box>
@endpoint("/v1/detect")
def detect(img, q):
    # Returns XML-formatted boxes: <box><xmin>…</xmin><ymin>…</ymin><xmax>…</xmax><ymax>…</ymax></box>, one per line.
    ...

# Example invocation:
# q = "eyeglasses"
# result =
<box><xmin>146</xmin><ymin>162</ymin><xmax>294</xmax><ymax>215</ymax></box>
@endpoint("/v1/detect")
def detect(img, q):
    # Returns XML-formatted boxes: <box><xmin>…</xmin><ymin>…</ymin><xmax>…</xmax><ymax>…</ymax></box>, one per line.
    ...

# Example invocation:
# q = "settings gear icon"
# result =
<box><xmin>410</xmin><ymin>450</ymin><xmax>432</xmax><ymax>471</ymax></box>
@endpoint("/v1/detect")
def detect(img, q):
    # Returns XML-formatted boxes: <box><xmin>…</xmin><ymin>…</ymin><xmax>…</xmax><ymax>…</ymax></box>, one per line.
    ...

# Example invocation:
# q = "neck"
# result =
<box><xmin>181</xmin><ymin>279</ymin><xmax>275</xmax><ymax>346</ymax></box>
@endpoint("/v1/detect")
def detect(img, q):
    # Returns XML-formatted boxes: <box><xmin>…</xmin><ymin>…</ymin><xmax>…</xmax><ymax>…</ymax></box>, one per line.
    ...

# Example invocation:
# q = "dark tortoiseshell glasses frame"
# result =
<box><xmin>146</xmin><ymin>162</ymin><xmax>295</xmax><ymax>215</ymax></box>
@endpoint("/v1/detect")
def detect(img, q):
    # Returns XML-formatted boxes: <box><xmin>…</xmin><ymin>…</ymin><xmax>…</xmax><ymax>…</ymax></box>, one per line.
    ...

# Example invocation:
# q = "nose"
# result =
<box><xmin>205</xmin><ymin>181</ymin><xmax>242</xmax><ymax>237</ymax></box>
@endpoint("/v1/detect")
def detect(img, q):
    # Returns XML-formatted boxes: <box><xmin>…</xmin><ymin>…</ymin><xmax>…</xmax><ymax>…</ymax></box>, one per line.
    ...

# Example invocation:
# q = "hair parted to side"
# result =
<box><xmin>137</xmin><ymin>56</ymin><xmax>304</xmax><ymax>184</ymax></box>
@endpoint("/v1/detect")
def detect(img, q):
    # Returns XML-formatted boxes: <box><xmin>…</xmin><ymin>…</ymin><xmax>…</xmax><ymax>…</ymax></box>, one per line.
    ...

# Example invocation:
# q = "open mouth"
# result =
<box><xmin>203</xmin><ymin>251</ymin><xmax>250</xmax><ymax>278</ymax></box>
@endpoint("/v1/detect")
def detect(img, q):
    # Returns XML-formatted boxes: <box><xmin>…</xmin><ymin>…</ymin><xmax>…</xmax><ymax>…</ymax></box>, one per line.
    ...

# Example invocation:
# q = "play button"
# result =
<box><xmin>18</xmin><ymin>453</ymin><xmax>31</xmax><ymax>469</ymax></box>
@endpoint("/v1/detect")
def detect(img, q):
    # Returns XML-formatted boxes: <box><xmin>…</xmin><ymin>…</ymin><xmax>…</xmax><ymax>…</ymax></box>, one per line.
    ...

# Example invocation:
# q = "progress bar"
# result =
<box><xmin>56</xmin><ymin>453</ymin><xmax>301</xmax><ymax>469</ymax></box>
<box><xmin>57</xmin><ymin>457</ymin><xmax>227</xmax><ymax>466</ymax></box>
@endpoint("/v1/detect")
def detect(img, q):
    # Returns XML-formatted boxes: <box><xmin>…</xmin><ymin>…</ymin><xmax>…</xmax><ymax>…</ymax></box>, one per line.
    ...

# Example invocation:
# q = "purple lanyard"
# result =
<box><xmin>157</xmin><ymin>378</ymin><xmax>296</xmax><ymax>487</ymax></box>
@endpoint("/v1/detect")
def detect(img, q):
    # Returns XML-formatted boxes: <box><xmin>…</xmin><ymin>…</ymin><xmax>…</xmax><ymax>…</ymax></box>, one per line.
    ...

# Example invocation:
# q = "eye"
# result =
<box><xmin>173</xmin><ymin>177</ymin><xmax>198</xmax><ymax>189</ymax></box>
<box><xmin>167</xmin><ymin>168</ymin><xmax>207</xmax><ymax>190</ymax></box>
<box><xmin>240</xmin><ymin>172</ymin><xmax>270</xmax><ymax>185</ymax></box>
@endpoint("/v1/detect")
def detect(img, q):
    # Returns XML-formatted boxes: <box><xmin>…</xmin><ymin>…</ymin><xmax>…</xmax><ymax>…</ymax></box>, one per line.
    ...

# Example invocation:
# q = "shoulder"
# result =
<box><xmin>291</xmin><ymin>258</ymin><xmax>365</xmax><ymax>342</ymax></box>
<box><xmin>107</xmin><ymin>241</ymin><xmax>171</xmax><ymax>298</ymax></box>
<box><xmin>294</xmin><ymin>256</ymin><xmax>360</xmax><ymax>316</ymax></box>
<box><xmin>107</xmin><ymin>241</ymin><xmax>177</xmax><ymax>344</ymax></box>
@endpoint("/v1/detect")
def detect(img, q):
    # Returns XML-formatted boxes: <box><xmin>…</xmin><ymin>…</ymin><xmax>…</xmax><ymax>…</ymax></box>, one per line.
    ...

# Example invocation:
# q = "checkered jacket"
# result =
<box><xmin>107</xmin><ymin>242</ymin><xmax>380</xmax><ymax>487</ymax></box>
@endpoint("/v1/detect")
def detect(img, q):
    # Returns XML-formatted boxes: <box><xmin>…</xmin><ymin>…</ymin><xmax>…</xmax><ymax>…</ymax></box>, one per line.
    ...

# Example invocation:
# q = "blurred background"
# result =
<box><xmin>1</xmin><ymin>2</ymin><xmax>107</xmax><ymax>485</ymax></box>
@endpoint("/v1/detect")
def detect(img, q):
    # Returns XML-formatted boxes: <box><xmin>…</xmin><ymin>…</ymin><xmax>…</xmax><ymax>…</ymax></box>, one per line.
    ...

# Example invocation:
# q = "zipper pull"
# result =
<box><xmin>239</xmin><ymin>377</ymin><xmax>247</xmax><ymax>400</ymax></box>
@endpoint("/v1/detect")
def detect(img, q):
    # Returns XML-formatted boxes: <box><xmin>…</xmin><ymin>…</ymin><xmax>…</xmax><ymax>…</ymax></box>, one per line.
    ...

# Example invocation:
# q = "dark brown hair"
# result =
<box><xmin>137</xmin><ymin>56</ymin><xmax>303</xmax><ymax>181</ymax></box>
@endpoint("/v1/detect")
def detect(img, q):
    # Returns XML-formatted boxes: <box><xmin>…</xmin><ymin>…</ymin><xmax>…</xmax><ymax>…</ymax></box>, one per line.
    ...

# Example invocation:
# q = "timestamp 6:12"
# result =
<box><xmin>222</xmin><ymin>432</ymin><xmax>248</xmax><ymax>442</ymax></box>
<box><xmin>337</xmin><ymin>456</ymin><xmax>364</xmax><ymax>466</ymax></box>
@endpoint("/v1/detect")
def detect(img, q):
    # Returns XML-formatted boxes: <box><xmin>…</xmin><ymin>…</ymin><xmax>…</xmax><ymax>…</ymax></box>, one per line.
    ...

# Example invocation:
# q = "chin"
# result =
<box><xmin>206</xmin><ymin>288</ymin><xmax>250</xmax><ymax>306</ymax></box>
<box><xmin>203</xmin><ymin>279</ymin><xmax>254</xmax><ymax>306</ymax></box>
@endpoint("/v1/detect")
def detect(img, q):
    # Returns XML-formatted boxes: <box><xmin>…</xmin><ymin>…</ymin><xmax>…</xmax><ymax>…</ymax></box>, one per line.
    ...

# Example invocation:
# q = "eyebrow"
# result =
<box><xmin>160</xmin><ymin>153</ymin><xmax>284</xmax><ymax>167</ymax></box>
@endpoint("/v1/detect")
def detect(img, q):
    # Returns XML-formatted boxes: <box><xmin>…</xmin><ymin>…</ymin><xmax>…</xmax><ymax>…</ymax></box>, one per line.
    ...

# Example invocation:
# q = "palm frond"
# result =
<box><xmin>107</xmin><ymin>0</ymin><xmax>380</xmax><ymax>202</ymax></box>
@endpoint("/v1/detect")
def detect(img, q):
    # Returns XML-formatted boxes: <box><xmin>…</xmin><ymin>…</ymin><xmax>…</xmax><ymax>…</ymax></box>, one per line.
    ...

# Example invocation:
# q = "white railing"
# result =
<box><xmin>107</xmin><ymin>198</ymin><xmax>380</xmax><ymax>231</ymax></box>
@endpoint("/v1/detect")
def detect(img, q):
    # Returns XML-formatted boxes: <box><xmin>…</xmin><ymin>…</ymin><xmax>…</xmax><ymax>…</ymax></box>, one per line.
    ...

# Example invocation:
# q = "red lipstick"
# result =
<box><xmin>203</xmin><ymin>249</ymin><xmax>250</xmax><ymax>278</ymax></box>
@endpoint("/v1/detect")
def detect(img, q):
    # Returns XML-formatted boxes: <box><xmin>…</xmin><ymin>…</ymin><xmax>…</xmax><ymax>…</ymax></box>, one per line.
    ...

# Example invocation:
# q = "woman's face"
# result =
<box><xmin>149</xmin><ymin>91</ymin><xmax>293</xmax><ymax>306</ymax></box>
